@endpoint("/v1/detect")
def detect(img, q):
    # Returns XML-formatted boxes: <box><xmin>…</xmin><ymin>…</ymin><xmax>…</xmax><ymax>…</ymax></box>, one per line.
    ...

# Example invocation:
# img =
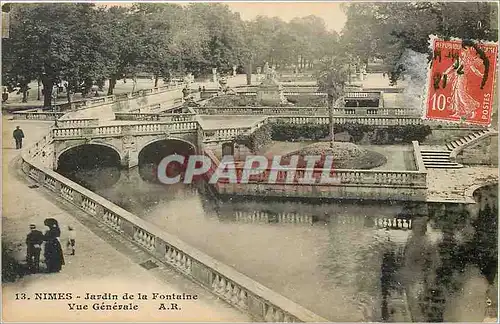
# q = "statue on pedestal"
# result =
<box><xmin>262</xmin><ymin>62</ymin><xmax>278</xmax><ymax>82</ymax></box>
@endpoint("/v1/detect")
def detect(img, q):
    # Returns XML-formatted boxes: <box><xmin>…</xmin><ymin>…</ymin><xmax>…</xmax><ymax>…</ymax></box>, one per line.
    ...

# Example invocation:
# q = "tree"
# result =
<box><xmin>187</xmin><ymin>3</ymin><xmax>245</xmax><ymax>74</ymax></box>
<box><xmin>341</xmin><ymin>2</ymin><xmax>499</xmax><ymax>81</ymax></box>
<box><xmin>99</xmin><ymin>6</ymin><xmax>146</xmax><ymax>95</ymax></box>
<box><xmin>2</xmin><ymin>3</ymin><xmax>107</xmax><ymax>106</ymax></box>
<box><xmin>316</xmin><ymin>49</ymin><xmax>349</xmax><ymax>148</ymax></box>
<box><xmin>471</xmin><ymin>204</ymin><xmax>498</xmax><ymax>284</ymax></box>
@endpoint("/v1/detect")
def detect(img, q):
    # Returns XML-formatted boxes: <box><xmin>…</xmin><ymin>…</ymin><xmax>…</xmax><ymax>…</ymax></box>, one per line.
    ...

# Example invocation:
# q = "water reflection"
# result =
<box><xmin>61</xmin><ymin>166</ymin><xmax>416</xmax><ymax>321</ymax></box>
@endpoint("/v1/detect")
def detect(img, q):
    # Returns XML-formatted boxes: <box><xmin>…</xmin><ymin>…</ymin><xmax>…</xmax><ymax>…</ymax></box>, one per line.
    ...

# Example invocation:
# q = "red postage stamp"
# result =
<box><xmin>426</xmin><ymin>37</ymin><xmax>498</xmax><ymax>126</ymax></box>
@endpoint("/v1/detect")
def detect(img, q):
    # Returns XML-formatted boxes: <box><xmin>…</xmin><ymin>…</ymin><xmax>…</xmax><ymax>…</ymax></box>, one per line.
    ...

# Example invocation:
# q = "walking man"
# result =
<box><xmin>26</xmin><ymin>224</ymin><xmax>44</xmax><ymax>273</ymax></box>
<box><xmin>13</xmin><ymin>126</ymin><xmax>24</xmax><ymax>149</ymax></box>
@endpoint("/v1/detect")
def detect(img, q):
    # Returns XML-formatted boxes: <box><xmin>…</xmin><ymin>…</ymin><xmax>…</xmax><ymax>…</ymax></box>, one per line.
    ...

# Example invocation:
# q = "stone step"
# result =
<box><xmin>424</xmin><ymin>162</ymin><xmax>459</xmax><ymax>168</ymax></box>
<box><xmin>422</xmin><ymin>158</ymin><xmax>451</xmax><ymax>162</ymax></box>
<box><xmin>423</xmin><ymin>159</ymin><xmax>456</xmax><ymax>163</ymax></box>
<box><xmin>424</xmin><ymin>160</ymin><xmax>462</xmax><ymax>165</ymax></box>
<box><xmin>445</xmin><ymin>130</ymin><xmax>490</xmax><ymax>151</ymax></box>
<box><xmin>422</xmin><ymin>155</ymin><xmax>451</xmax><ymax>159</ymax></box>
<box><xmin>421</xmin><ymin>152</ymin><xmax>450</xmax><ymax>156</ymax></box>
<box><xmin>424</xmin><ymin>164</ymin><xmax>463</xmax><ymax>169</ymax></box>
<box><xmin>420</xmin><ymin>150</ymin><xmax>451</xmax><ymax>154</ymax></box>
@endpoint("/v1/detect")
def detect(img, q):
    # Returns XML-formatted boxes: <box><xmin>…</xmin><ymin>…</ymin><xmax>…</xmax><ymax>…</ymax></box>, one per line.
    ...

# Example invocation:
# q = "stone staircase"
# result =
<box><xmin>420</xmin><ymin>129</ymin><xmax>491</xmax><ymax>169</ymax></box>
<box><xmin>419</xmin><ymin>149</ymin><xmax>462</xmax><ymax>169</ymax></box>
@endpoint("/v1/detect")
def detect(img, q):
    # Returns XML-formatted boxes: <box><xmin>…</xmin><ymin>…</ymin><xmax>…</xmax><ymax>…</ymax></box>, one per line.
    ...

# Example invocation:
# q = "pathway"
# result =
<box><xmin>2</xmin><ymin>75</ymin><xmax>253</xmax><ymax>110</ymax></box>
<box><xmin>426</xmin><ymin>166</ymin><xmax>498</xmax><ymax>203</ymax></box>
<box><xmin>1</xmin><ymin>118</ymin><xmax>250</xmax><ymax>322</ymax></box>
<box><xmin>354</xmin><ymin>73</ymin><xmax>409</xmax><ymax>90</ymax></box>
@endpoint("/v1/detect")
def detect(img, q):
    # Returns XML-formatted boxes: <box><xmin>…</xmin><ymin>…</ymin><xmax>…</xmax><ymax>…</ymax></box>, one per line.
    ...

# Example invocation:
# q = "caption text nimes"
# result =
<box><xmin>15</xmin><ymin>292</ymin><xmax>199</xmax><ymax>311</ymax></box>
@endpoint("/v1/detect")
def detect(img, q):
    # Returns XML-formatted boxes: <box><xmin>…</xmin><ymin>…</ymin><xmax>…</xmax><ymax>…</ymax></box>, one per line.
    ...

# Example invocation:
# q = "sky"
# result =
<box><xmin>96</xmin><ymin>1</ymin><xmax>347</xmax><ymax>32</ymax></box>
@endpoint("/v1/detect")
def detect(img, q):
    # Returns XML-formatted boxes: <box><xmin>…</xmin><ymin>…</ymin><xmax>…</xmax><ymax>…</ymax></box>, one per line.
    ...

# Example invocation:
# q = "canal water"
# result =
<box><xmin>59</xmin><ymin>166</ymin><xmax>494</xmax><ymax>322</ymax></box>
<box><xmin>62</xmin><ymin>165</ymin><xmax>415</xmax><ymax>321</ymax></box>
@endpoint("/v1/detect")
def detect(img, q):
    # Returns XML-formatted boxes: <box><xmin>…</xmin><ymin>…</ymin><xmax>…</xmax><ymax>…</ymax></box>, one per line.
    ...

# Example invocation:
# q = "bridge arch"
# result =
<box><xmin>137</xmin><ymin>138</ymin><xmax>197</xmax><ymax>182</ymax></box>
<box><xmin>56</xmin><ymin>142</ymin><xmax>123</xmax><ymax>190</ymax></box>
<box><xmin>137</xmin><ymin>137</ymin><xmax>197</xmax><ymax>159</ymax></box>
<box><xmin>56</xmin><ymin>142</ymin><xmax>123</xmax><ymax>168</ymax></box>
<box><xmin>56</xmin><ymin>142</ymin><xmax>123</xmax><ymax>172</ymax></box>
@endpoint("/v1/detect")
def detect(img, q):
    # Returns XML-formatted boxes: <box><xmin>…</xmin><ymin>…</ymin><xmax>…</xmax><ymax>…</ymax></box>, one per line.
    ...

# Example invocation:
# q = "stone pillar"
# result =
<box><xmin>120</xmin><ymin>154</ymin><xmax>129</xmax><ymax>168</ymax></box>
<box><xmin>127</xmin><ymin>150</ymin><xmax>138</xmax><ymax>168</ymax></box>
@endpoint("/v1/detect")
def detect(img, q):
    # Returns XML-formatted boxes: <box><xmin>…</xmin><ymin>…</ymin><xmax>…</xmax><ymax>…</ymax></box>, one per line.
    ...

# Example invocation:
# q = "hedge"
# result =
<box><xmin>270</xmin><ymin>122</ymin><xmax>432</xmax><ymax>144</ymax></box>
<box><xmin>206</xmin><ymin>94</ymin><xmax>327</xmax><ymax>107</ymax></box>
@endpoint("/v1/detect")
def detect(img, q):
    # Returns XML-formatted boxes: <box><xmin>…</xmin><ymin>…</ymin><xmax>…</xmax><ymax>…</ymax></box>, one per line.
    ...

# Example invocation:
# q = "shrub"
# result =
<box><xmin>269</xmin><ymin>122</ymin><xmax>432</xmax><ymax>144</ymax></box>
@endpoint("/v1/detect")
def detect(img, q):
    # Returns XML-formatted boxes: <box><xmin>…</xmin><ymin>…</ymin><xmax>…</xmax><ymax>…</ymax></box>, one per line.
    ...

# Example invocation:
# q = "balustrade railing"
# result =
<box><xmin>159</xmin><ymin>113</ymin><xmax>196</xmax><ymax>122</ymax></box>
<box><xmin>269</xmin><ymin>115</ymin><xmax>424</xmax><ymax>126</ymax></box>
<box><xmin>195</xmin><ymin>106</ymin><xmax>329</xmax><ymax>115</ymax></box>
<box><xmin>51</xmin><ymin>121</ymin><xmax>198</xmax><ymax>139</ymax></box>
<box><xmin>284</xmin><ymin>92</ymin><xmax>327</xmax><ymax>96</ymax></box>
<box><xmin>195</xmin><ymin>106</ymin><xmax>418</xmax><ymax>117</ymax></box>
<box><xmin>12</xmin><ymin>111</ymin><xmax>65</xmax><ymax>120</ymax></box>
<box><xmin>20</xmin><ymin>133</ymin><xmax>326</xmax><ymax>323</ymax></box>
<box><xmin>115</xmin><ymin>112</ymin><xmax>161</xmax><ymax>121</ymax></box>
<box><xmin>203</xmin><ymin>149</ymin><xmax>427</xmax><ymax>188</ymax></box>
<box><xmin>55</xmin><ymin>118</ymin><xmax>99</xmax><ymax>128</ymax></box>
<box><xmin>203</xmin><ymin>127</ymin><xmax>252</xmax><ymax>142</ymax></box>
<box><xmin>114</xmin><ymin>112</ymin><xmax>196</xmax><ymax>122</ymax></box>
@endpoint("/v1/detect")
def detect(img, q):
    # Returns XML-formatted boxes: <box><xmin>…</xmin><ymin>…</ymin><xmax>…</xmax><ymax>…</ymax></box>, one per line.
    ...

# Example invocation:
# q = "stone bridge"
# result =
<box><xmin>51</xmin><ymin>122</ymin><xmax>200</xmax><ymax>169</ymax></box>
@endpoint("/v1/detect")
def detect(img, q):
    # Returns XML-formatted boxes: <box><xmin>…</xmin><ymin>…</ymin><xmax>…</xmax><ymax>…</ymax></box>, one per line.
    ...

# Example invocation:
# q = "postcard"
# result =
<box><xmin>2</xmin><ymin>1</ymin><xmax>498</xmax><ymax>323</ymax></box>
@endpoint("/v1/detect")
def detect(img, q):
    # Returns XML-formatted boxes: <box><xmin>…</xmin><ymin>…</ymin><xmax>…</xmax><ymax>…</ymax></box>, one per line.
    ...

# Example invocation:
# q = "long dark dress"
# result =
<box><xmin>43</xmin><ymin>227</ymin><xmax>65</xmax><ymax>273</ymax></box>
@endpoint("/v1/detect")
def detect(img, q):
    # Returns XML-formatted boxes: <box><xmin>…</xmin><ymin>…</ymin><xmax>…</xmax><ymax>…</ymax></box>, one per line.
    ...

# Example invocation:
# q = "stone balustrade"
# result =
<box><xmin>203</xmin><ymin>127</ymin><xmax>252</xmax><ymax>142</ymax></box>
<box><xmin>20</xmin><ymin>135</ymin><xmax>327</xmax><ymax>322</ymax></box>
<box><xmin>131</xmin><ymin>121</ymin><xmax>198</xmax><ymax>134</ymax></box>
<box><xmin>115</xmin><ymin>112</ymin><xmax>161</xmax><ymax>121</ymax></box>
<box><xmin>269</xmin><ymin>116</ymin><xmax>424</xmax><ymax>126</ymax></box>
<box><xmin>195</xmin><ymin>106</ymin><xmax>418</xmax><ymax>117</ymax></box>
<box><xmin>373</xmin><ymin>218</ymin><xmax>412</xmax><ymax>230</ymax></box>
<box><xmin>235</xmin><ymin>211</ymin><xmax>313</xmax><ymax>225</ymax></box>
<box><xmin>233</xmin><ymin>210</ymin><xmax>413</xmax><ymax>229</ymax></box>
<box><xmin>331</xmin><ymin>107</ymin><xmax>418</xmax><ymax>116</ymax></box>
<box><xmin>11</xmin><ymin>111</ymin><xmax>65</xmax><ymax>120</ymax></box>
<box><xmin>60</xmin><ymin>83</ymin><xmax>186</xmax><ymax>112</ymax></box>
<box><xmin>115</xmin><ymin>112</ymin><xmax>196</xmax><ymax>123</ymax></box>
<box><xmin>237</xmin><ymin>91</ymin><xmax>327</xmax><ymax>97</ymax></box>
<box><xmin>412</xmin><ymin>141</ymin><xmax>427</xmax><ymax>171</ymax></box>
<box><xmin>55</xmin><ymin>118</ymin><xmax>99</xmax><ymax>128</ymax></box>
<box><xmin>219</xmin><ymin>167</ymin><xmax>427</xmax><ymax>187</ymax></box>
<box><xmin>196</xmin><ymin>106</ymin><xmax>329</xmax><ymax>115</ymax></box>
<box><xmin>203</xmin><ymin>150</ymin><xmax>427</xmax><ymax>201</ymax></box>
<box><xmin>159</xmin><ymin>113</ymin><xmax>196</xmax><ymax>122</ymax></box>
<box><xmin>284</xmin><ymin>92</ymin><xmax>326</xmax><ymax>96</ymax></box>
<box><xmin>51</xmin><ymin>121</ymin><xmax>198</xmax><ymax>139</ymax></box>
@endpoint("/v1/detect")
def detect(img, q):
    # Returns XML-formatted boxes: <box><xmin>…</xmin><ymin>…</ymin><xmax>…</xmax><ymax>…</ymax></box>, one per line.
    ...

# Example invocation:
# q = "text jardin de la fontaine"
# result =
<box><xmin>27</xmin><ymin>292</ymin><xmax>199</xmax><ymax>311</ymax></box>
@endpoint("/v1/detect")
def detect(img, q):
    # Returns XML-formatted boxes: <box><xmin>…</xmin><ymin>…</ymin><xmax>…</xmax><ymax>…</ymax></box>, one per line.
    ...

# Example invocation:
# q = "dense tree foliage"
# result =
<box><xmin>3</xmin><ymin>2</ymin><xmax>496</xmax><ymax>106</ymax></box>
<box><xmin>2</xmin><ymin>2</ymin><xmax>339</xmax><ymax>106</ymax></box>
<box><xmin>340</xmin><ymin>2</ymin><xmax>498</xmax><ymax>80</ymax></box>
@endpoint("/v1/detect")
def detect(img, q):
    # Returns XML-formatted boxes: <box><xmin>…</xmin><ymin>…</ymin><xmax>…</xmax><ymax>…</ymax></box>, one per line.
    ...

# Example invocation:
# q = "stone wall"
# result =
<box><xmin>62</xmin><ymin>89</ymin><xmax>183</xmax><ymax>120</ymax></box>
<box><xmin>456</xmin><ymin>134</ymin><xmax>498</xmax><ymax>166</ymax></box>
<box><xmin>21</xmin><ymin>131</ymin><xmax>328</xmax><ymax>323</ymax></box>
